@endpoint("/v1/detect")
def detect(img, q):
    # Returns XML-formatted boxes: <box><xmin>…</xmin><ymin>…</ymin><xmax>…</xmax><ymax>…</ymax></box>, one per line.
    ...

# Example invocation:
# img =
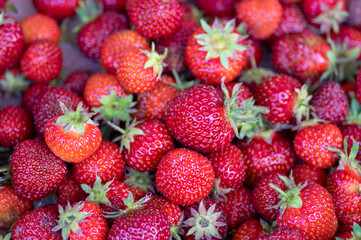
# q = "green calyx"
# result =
<box><xmin>312</xmin><ymin>1</ymin><xmax>348</xmax><ymax>34</ymax></box>
<box><xmin>195</xmin><ymin>18</ymin><xmax>247</xmax><ymax>69</ymax></box>
<box><xmin>211</xmin><ymin>178</ymin><xmax>234</xmax><ymax>202</ymax></box>
<box><xmin>52</xmin><ymin>202</ymin><xmax>92</xmax><ymax>240</ymax></box>
<box><xmin>81</xmin><ymin>175</ymin><xmax>114</xmax><ymax>208</ymax></box>
<box><xmin>345</xmin><ymin>94</ymin><xmax>361</xmax><ymax>125</ymax></box>
<box><xmin>183</xmin><ymin>200</ymin><xmax>227</xmax><ymax>240</ymax></box>
<box><xmin>73</xmin><ymin>0</ymin><xmax>103</xmax><ymax>32</ymax></box>
<box><xmin>0</xmin><ymin>71</ymin><xmax>29</xmax><ymax>98</ymax></box>
<box><xmin>55</xmin><ymin>102</ymin><xmax>97</xmax><ymax>135</ymax></box>
<box><xmin>92</xmin><ymin>88</ymin><xmax>136</xmax><ymax>122</ymax></box>
<box><xmin>293</xmin><ymin>84</ymin><xmax>314</xmax><ymax>123</ymax></box>
<box><xmin>123</xmin><ymin>167</ymin><xmax>156</xmax><ymax>193</ymax></box>
<box><xmin>141</xmin><ymin>42</ymin><xmax>167</xmax><ymax>80</ymax></box>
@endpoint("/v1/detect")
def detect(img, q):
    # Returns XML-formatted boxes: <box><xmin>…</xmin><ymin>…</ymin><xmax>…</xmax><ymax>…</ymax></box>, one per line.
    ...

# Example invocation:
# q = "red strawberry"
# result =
<box><xmin>20</xmin><ymin>40</ymin><xmax>62</xmax><ymax>84</ymax></box>
<box><xmin>292</xmin><ymin>162</ymin><xmax>328</xmax><ymax>186</ymax></box>
<box><xmin>0</xmin><ymin>185</ymin><xmax>33</xmax><ymax>229</ymax></box>
<box><xmin>293</xmin><ymin>122</ymin><xmax>343</xmax><ymax>168</ymax></box>
<box><xmin>258</xmin><ymin>227</ymin><xmax>308</xmax><ymax>240</ymax></box>
<box><xmin>73</xmin><ymin>140</ymin><xmax>125</xmax><ymax>186</ymax></box>
<box><xmin>55</xmin><ymin>173</ymin><xmax>87</xmax><ymax>206</ymax></box>
<box><xmin>63</xmin><ymin>71</ymin><xmax>91</xmax><ymax>97</ymax></box>
<box><xmin>156</xmin><ymin>148</ymin><xmax>215</xmax><ymax>205</ymax></box>
<box><xmin>126</xmin><ymin>0</ymin><xmax>183</xmax><ymax>39</ymax></box>
<box><xmin>146</xmin><ymin>195</ymin><xmax>182</xmax><ymax>226</ymax></box>
<box><xmin>182</xmin><ymin>197</ymin><xmax>228</xmax><ymax>240</ymax></box>
<box><xmin>0</xmin><ymin>15</ymin><xmax>24</xmax><ymax>71</ymax></box>
<box><xmin>185</xmin><ymin>19</ymin><xmax>247</xmax><ymax>85</ymax></box>
<box><xmin>232</xmin><ymin>219</ymin><xmax>265</xmax><ymax>240</ymax></box>
<box><xmin>10</xmin><ymin>138</ymin><xmax>67</xmax><ymax>200</ymax></box>
<box><xmin>32</xmin><ymin>0</ymin><xmax>81</xmax><ymax>20</ymax></box>
<box><xmin>195</xmin><ymin>0</ymin><xmax>237</xmax><ymax>17</ymax></box>
<box><xmin>0</xmin><ymin>106</ymin><xmax>33</xmax><ymax>148</ymax></box>
<box><xmin>11</xmin><ymin>205</ymin><xmax>62</xmax><ymax>240</ymax></box>
<box><xmin>21</xmin><ymin>83</ymin><xmax>47</xmax><ymax>112</ymax></box>
<box><xmin>236</xmin><ymin>0</ymin><xmax>283</xmax><ymax>39</ymax></box>
<box><xmin>101</xmin><ymin>0</ymin><xmax>126</xmax><ymax>11</ymax></box>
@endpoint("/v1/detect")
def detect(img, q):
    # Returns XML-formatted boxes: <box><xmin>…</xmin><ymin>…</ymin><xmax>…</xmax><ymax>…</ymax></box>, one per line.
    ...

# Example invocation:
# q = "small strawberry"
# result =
<box><xmin>32</xmin><ymin>0</ymin><xmax>81</xmax><ymax>19</ymax></box>
<box><xmin>63</xmin><ymin>71</ymin><xmax>91</xmax><ymax>97</ymax></box>
<box><xmin>292</xmin><ymin>162</ymin><xmax>328</xmax><ymax>186</ymax></box>
<box><xmin>126</xmin><ymin>0</ymin><xmax>183</xmax><ymax>39</ymax></box>
<box><xmin>258</xmin><ymin>227</ymin><xmax>308</xmax><ymax>240</ymax></box>
<box><xmin>195</xmin><ymin>0</ymin><xmax>237</xmax><ymax>17</ymax></box>
<box><xmin>101</xmin><ymin>0</ymin><xmax>126</xmax><ymax>11</ymax></box>
<box><xmin>156</xmin><ymin>148</ymin><xmax>215</xmax><ymax>205</ymax></box>
<box><xmin>232</xmin><ymin>219</ymin><xmax>265</xmax><ymax>240</ymax></box>
<box><xmin>56</xmin><ymin>173</ymin><xmax>87</xmax><ymax>206</ymax></box>
<box><xmin>20</xmin><ymin>40</ymin><xmax>62</xmax><ymax>84</ymax></box>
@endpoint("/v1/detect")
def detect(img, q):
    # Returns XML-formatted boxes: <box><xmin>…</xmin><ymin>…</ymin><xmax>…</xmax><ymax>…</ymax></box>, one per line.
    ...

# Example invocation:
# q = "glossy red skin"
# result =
<box><xmin>236</xmin><ymin>0</ymin><xmax>283</xmax><ymax>39</ymax></box>
<box><xmin>0</xmin><ymin>17</ymin><xmax>24</xmax><ymax>71</ymax></box>
<box><xmin>293</xmin><ymin>162</ymin><xmax>328</xmax><ymax>186</ymax></box>
<box><xmin>108</xmin><ymin>205</ymin><xmax>171</xmax><ymax>240</ymax></box>
<box><xmin>310</xmin><ymin>81</ymin><xmax>349</xmax><ymax>124</ymax></box>
<box><xmin>340</xmin><ymin>124</ymin><xmax>361</xmax><ymax>159</ymax></box>
<box><xmin>219</xmin><ymin>186</ymin><xmax>256</xmax><ymax>230</ymax></box>
<box><xmin>165</xmin><ymin>84</ymin><xmax>234</xmax><ymax>153</ymax></box>
<box><xmin>78</xmin><ymin>11</ymin><xmax>128</xmax><ymax>61</ymax></box>
<box><xmin>11</xmin><ymin>139</ymin><xmax>67</xmax><ymax>201</ymax></box>
<box><xmin>195</xmin><ymin>0</ymin><xmax>237</xmax><ymax>17</ymax></box>
<box><xmin>277</xmin><ymin>182</ymin><xmax>338</xmax><ymax>240</ymax></box>
<box><xmin>254</xmin><ymin>75</ymin><xmax>301</xmax><ymax>124</ymax></box>
<box><xmin>252</xmin><ymin>172</ymin><xmax>288</xmax><ymax>221</ymax></box>
<box><xmin>73</xmin><ymin>140</ymin><xmax>125</xmax><ymax>186</ymax></box>
<box><xmin>183</xmin><ymin>197</ymin><xmax>227</xmax><ymax>240</ymax></box>
<box><xmin>232</xmin><ymin>219</ymin><xmax>264</xmax><ymax>240</ymax></box>
<box><xmin>31</xmin><ymin>86</ymin><xmax>84</xmax><ymax>135</ymax></box>
<box><xmin>20</xmin><ymin>40</ymin><xmax>62</xmax><ymax>84</ymax></box>
<box><xmin>146</xmin><ymin>195</ymin><xmax>182</xmax><ymax>226</ymax></box>
<box><xmin>0</xmin><ymin>106</ymin><xmax>33</xmax><ymax>148</ymax></box>
<box><xmin>156</xmin><ymin>19</ymin><xmax>199</xmax><ymax>72</ymax></box>
<box><xmin>243</xmin><ymin>37</ymin><xmax>263</xmax><ymax>69</ymax></box>
<box><xmin>156</xmin><ymin>148</ymin><xmax>215</xmax><ymax>205</ymax></box>
<box><xmin>32</xmin><ymin>0</ymin><xmax>80</xmax><ymax>19</ymax></box>
<box><xmin>11</xmin><ymin>205</ymin><xmax>62</xmax><ymax>240</ymax></box>
<box><xmin>357</xmin><ymin>67</ymin><xmax>361</xmax><ymax>103</ymax></box>
<box><xmin>64</xmin><ymin>71</ymin><xmax>91</xmax><ymax>97</ymax></box>
<box><xmin>272</xmin><ymin>31</ymin><xmax>330</xmax><ymax>83</ymax></box>
<box><xmin>83</xmin><ymin>73</ymin><xmax>127</xmax><ymax>107</ymax></box>
<box><xmin>347</xmin><ymin>0</ymin><xmax>361</xmax><ymax>28</ymax></box>
<box><xmin>100</xmin><ymin>30</ymin><xmax>150</xmax><ymax>74</ymax></box>
<box><xmin>56</xmin><ymin>173</ymin><xmax>87</xmax><ymax>206</ymax></box>
<box><xmin>0</xmin><ymin>185</ymin><xmax>33</xmax><ymax>229</ymax></box>
<box><xmin>123</xmin><ymin>119</ymin><xmax>174</xmax><ymax>172</ymax></box>
<box><xmin>126</xmin><ymin>0</ymin><xmax>183</xmax><ymax>39</ymax></box>
<box><xmin>258</xmin><ymin>228</ymin><xmax>308</xmax><ymax>240</ymax></box>
<box><xmin>185</xmin><ymin>27</ymin><xmax>247</xmax><ymax>85</ymax></box>
<box><xmin>293</xmin><ymin>123</ymin><xmax>343</xmax><ymax>169</ymax></box>
<box><xmin>237</xmin><ymin>132</ymin><xmax>296</xmax><ymax>187</ymax></box>
<box><xmin>101</xmin><ymin>0</ymin><xmax>126</xmax><ymax>11</ymax></box>
<box><xmin>329</xmin><ymin>26</ymin><xmax>361</xmax><ymax>60</ymax></box>
<box><xmin>21</xmin><ymin>83</ymin><xmax>48</xmax><ymax>112</ymax></box>
<box><xmin>207</xmin><ymin>144</ymin><xmax>246</xmax><ymax>189</ymax></box>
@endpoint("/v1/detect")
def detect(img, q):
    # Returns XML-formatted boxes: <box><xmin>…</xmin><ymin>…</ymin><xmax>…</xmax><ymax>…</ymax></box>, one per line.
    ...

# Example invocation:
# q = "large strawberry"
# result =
<box><xmin>32</xmin><ymin>0</ymin><xmax>81</xmax><ymax>19</ymax></box>
<box><xmin>156</xmin><ymin>148</ymin><xmax>214</xmax><ymax>205</ymax></box>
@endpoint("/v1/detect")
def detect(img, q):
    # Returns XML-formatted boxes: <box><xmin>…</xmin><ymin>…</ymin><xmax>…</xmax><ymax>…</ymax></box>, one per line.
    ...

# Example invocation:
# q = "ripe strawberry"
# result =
<box><xmin>53</xmin><ymin>201</ymin><xmax>108</xmax><ymax>240</ymax></box>
<box><xmin>0</xmin><ymin>185</ymin><xmax>33</xmax><ymax>229</ymax></box>
<box><xmin>301</xmin><ymin>0</ymin><xmax>348</xmax><ymax>33</ymax></box>
<box><xmin>101</xmin><ymin>0</ymin><xmax>126</xmax><ymax>11</ymax></box>
<box><xmin>272</xmin><ymin>31</ymin><xmax>331</xmax><ymax>83</ymax></box>
<box><xmin>156</xmin><ymin>148</ymin><xmax>215</xmax><ymax>205</ymax></box>
<box><xmin>10</xmin><ymin>138</ymin><xmax>67</xmax><ymax>200</ymax></box>
<box><xmin>182</xmin><ymin>197</ymin><xmax>227</xmax><ymax>240</ymax></box>
<box><xmin>293</xmin><ymin>122</ymin><xmax>343</xmax><ymax>168</ymax></box>
<box><xmin>121</xmin><ymin>167</ymin><xmax>156</xmax><ymax>199</ymax></box>
<box><xmin>126</xmin><ymin>0</ymin><xmax>183</xmax><ymax>39</ymax></box>
<box><xmin>218</xmin><ymin>186</ymin><xmax>256</xmax><ymax>230</ymax></box>
<box><xmin>292</xmin><ymin>162</ymin><xmax>328</xmax><ymax>186</ymax></box>
<box><xmin>32</xmin><ymin>0</ymin><xmax>81</xmax><ymax>19</ymax></box>
<box><xmin>72</xmin><ymin>140</ymin><xmax>125</xmax><ymax>186</ymax></box>
<box><xmin>63</xmin><ymin>71</ymin><xmax>91</xmax><ymax>97</ymax></box>
<box><xmin>310</xmin><ymin>81</ymin><xmax>349</xmax><ymax>124</ymax></box>
<box><xmin>11</xmin><ymin>205</ymin><xmax>62</xmax><ymax>240</ymax></box>
<box><xmin>55</xmin><ymin>173</ymin><xmax>87</xmax><ymax>206</ymax></box>
<box><xmin>20</xmin><ymin>13</ymin><xmax>61</xmax><ymax>45</ymax></box>
<box><xmin>258</xmin><ymin>227</ymin><xmax>308</xmax><ymax>240</ymax></box>
<box><xmin>0</xmin><ymin>106</ymin><xmax>33</xmax><ymax>148</ymax></box>
<box><xmin>100</xmin><ymin>29</ymin><xmax>150</xmax><ymax>74</ymax></box>
<box><xmin>195</xmin><ymin>0</ymin><xmax>237</xmax><ymax>17</ymax></box>
<box><xmin>21</xmin><ymin>82</ymin><xmax>47</xmax><ymax>112</ymax></box>
<box><xmin>0</xmin><ymin>15</ymin><xmax>24</xmax><ymax>71</ymax></box>
<box><xmin>146</xmin><ymin>195</ymin><xmax>182</xmax><ymax>226</ymax></box>
<box><xmin>20</xmin><ymin>40</ymin><xmax>62</xmax><ymax>84</ymax></box>
<box><xmin>232</xmin><ymin>219</ymin><xmax>265</xmax><ymax>240</ymax></box>
<box><xmin>236</xmin><ymin>0</ymin><xmax>283</xmax><ymax>39</ymax></box>
<box><xmin>185</xmin><ymin>19</ymin><xmax>247</xmax><ymax>85</ymax></box>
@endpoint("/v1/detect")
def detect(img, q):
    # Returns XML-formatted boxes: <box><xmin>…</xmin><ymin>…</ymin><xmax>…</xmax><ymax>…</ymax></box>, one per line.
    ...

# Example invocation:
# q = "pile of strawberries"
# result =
<box><xmin>1</xmin><ymin>0</ymin><xmax>361</xmax><ymax>239</ymax></box>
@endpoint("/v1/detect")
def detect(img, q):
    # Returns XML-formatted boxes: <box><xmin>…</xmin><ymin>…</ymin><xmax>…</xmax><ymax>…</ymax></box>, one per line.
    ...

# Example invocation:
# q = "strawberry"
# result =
<box><xmin>146</xmin><ymin>195</ymin><xmax>182</xmax><ymax>227</ymax></box>
<box><xmin>301</xmin><ymin>0</ymin><xmax>348</xmax><ymax>33</ymax></box>
<box><xmin>0</xmin><ymin>185</ymin><xmax>33</xmax><ymax>229</ymax></box>
<box><xmin>121</xmin><ymin>167</ymin><xmax>156</xmax><ymax>199</ymax></box>
<box><xmin>32</xmin><ymin>0</ymin><xmax>81</xmax><ymax>20</ymax></box>
<box><xmin>21</xmin><ymin>83</ymin><xmax>47</xmax><ymax>112</ymax></box>
<box><xmin>72</xmin><ymin>140</ymin><xmax>125</xmax><ymax>186</ymax></box>
<box><xmin>232</xmin><ymin>219</ymin><xmax>265</xmax><ymax>240</ymax></box>
<box><xmin>11</xmin><ymin>205</ymin><xmax>62</xmax><ymax>240</ymax></box>
<box><xmin>100</xmin><ymin>29</ymin><xmax>150</xmax><ymax>74</ymax></box>
<box><xmin>20</xmin><ymin>40</ymin><xmax>62</xmax><ymax>84</ymax></box>
<box><xmin>293</xmin><ymin>122</ymin><xmax>343</xmax><ymax>168</ymax></box>
<box><xmin>63</xmin><ymin>71</ymin><xmax>91</xmax><ymax>97</ymax></box>
<box><xmin>0</xmin><ymin>15</ymin><xmax>24</xmax><ymax>71</ymax></box>
<box><xmin>182</xmin><ymin>197</ymin><xmax>227</xmax><ymax>240</ymax></box>
<box><xmin>20</xmin><ymin>13</ymin><xmax>61</xmax><ymax>45</ymax></box>
<box><xmin>10</xmin><ymin>138</ymin><xmax>67</xmax><ymax>200</ymax></box>
<box><xmin>126</xmin><ymin>0</ymin><xmax>183</xmax><ymax>39</ymax></box>
<box><xmin>184</xmin><ymin>19</ymin><xmax>247</xmax><ymax>85</ymax></box>
<box><xmin>292</xmin><ymin>162</ymin><xmax>328</xmax><ymax>186</ymax></box>
<box><xmin>156</xmin><ymin>148</ymin><xmax>215</xmax><ymax>205</ymax></box>
<box><xmin>195</xmin><ymin>0</ymin><xmax>237</xmax><ymax>17</ymax></box>
<box><xmin>236</xmin><ymin>0</ymin><xmax>283</xmax><ymax>39</ymax></box>
<box><xmin>101</xmin><ymin>0</ymin><xmax>126</xmax><ymax>11</ymax></box>
<box><xmin>56</xmin><ymin>173</ymin><xmax>87</xmax><ymax>206</ymax></box>
<box><xmin>0</xmin><ymin>106</ymin><xmax>33</xmax><ymax>148</ymax></box>
<box><xmin>310</xmin><ymin>81</ymin><xmax>349</xmax><ymax>124</ymax></box>
<box><xmin>257</xmin><ymin>227</ymin><xmax>308</xmax><ymax>240</ymax></box>
<box><xmin>116</xmin><ymin>43</ymin><xmax>167</xmax><ymax>94</ymax></box>
<box><xmin>53</xmin><ymin>201</ymin><xmax>108</xmax><ymax>240</ymax></box>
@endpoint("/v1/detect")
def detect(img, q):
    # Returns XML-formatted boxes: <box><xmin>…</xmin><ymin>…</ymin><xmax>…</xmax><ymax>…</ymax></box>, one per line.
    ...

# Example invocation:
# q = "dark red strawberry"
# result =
<box><xmin>32</xmin><ymin>0</ymin><xmax>81</xmax><ymax>19</ymax></box>
<box><xmin>56</xmin><ymin>173</ymin><xmax>87</xmax><ymax>206</ymax></box>
<box><xmin>195</xmin><ymin>0</ymin><xmax>237</xmax><ymax>17</ymax></box>
<box><xmin>232</xmin><ymin>219</ymin><xmax>265</xmax><ymax>240</ymax></box>
<box><xmin>63</xmin><ymin>71</ymin><xmax>91</xmax><ymax>97</ymax></box>
<box><xmin>292</xmin><ymin>162</ymin><xmax>328</xmax><ymax>186</ymax></box>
